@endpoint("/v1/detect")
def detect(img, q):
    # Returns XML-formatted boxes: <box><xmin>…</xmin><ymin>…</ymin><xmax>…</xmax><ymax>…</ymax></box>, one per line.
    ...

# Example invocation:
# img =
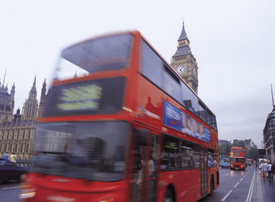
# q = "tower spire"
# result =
<box><xmin>2</xmin><ymin>68</ymin><xmax>6</xmax><ymax>87</ymax></box>
<box><xmin>38</xmin><ymin>79</ymin><xmax>47</xmax><ymax>118</ymax></box>
<box><xmin>33</xmin><ymin>76</ymin><xmax>36</xmax><ymax>87</ymax></box>
<box><xmin>28</xmin><ymin>76</ymin><xmax>37</xmax><ymax>100</ymax></box>
<box><xmin>178</xmin><ymin>21</ymin><xmax>189</xmax><ymax>42</ymax></box>
<box><xmin>271</xmin><ymin>84</ymin><xmax>275</xmax><ymax>109</ymax></box>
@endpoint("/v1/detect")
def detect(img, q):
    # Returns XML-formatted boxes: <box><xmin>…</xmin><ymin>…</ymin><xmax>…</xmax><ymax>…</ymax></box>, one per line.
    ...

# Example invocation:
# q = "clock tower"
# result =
<box><xmin>171</xmin><ymin>22</ymin><xmax>198</xmax><ymax>94</ymax></box>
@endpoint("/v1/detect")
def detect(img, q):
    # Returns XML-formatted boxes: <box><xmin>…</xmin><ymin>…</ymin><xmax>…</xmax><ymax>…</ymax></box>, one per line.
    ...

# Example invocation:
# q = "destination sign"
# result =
<box><xmin>57</xmin><ymin>84</ymin><xmax>102</xmax><ymax>111</ymax></box>
<box><xmin>44</xmin><ymin>77</ymin><xmax>125</xmax><ymax>117</ymax></box>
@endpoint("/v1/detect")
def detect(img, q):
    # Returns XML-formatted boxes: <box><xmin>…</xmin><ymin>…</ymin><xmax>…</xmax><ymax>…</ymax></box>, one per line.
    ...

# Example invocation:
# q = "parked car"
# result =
<box><xmin>0</xmin><ymin>158</ymin><xmax>30</xmax><ymax>182</ymax></box>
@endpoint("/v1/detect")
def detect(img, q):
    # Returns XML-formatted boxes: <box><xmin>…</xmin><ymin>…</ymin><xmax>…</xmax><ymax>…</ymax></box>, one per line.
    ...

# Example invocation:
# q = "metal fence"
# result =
<box><xmin>15</xmin><ymin>159</ymin><xmax>32</xmax><ymax>167</ymax></box>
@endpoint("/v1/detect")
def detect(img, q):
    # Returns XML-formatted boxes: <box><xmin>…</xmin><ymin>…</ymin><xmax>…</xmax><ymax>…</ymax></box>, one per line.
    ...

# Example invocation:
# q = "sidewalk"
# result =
<box><xmin>253</xmin><ymin>169</ymin><xmax>275</xmax><ymax>202</ymax></box>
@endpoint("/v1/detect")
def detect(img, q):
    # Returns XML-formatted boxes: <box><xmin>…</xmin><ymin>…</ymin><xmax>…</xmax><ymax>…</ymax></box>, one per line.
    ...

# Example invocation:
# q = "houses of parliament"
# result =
<box><xmin>0</xmin><ymin>77</ymin><xmax>46</xmax><ymax>159</ymax></box>
<box><xmin>0</xmin><ymin>22</ymin><xmax>198</xmax><ymax>160</ymax></box>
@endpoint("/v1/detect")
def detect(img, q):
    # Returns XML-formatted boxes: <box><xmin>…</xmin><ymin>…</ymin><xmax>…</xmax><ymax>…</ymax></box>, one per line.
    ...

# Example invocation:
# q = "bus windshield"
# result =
<box><xmin>32</xmin><ymin>121</ymin><xmax>129</xmax><ymax>182</ymax></box>
<box><xmin>220</xmin><ymin>157</ymin><xmax>230</xmax><ymax>163</ymax></box>
<box><xmin>54</xmin><ymin>33</ymin><xmax>132</xmax><ymax>80</ymax></box>
<box><xmin>230</xmin><ymin>158</ymin><xmax>244</xmax><ymax>163</ymax></box>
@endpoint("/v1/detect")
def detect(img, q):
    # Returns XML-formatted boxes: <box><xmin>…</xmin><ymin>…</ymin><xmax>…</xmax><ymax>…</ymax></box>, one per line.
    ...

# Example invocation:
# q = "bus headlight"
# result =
<box><xmin>19</xmin><ymin>184</ymin><xmax>36</xmax><ymax>201</ymax></box>
<box><xmin>98</xmin><ymin>199</ymin><xmax>114</xmax><ymax>202</ymax></box>
<box><xmin>19</xmin><ymin>190</ymin><xmax>36</xmax><ymax>200</ymax></box>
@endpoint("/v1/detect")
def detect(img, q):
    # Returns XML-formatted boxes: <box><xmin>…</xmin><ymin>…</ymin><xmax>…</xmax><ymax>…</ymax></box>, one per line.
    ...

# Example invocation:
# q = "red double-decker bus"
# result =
<box><xmin>19</xmin><ymin>31</ymin><xmax>219</xmax><ymax>201</ymax></box>
<box><xmin>230</xmin><ymin>147</ymin><xmax>246</xmax><ymax>170</ymax></box>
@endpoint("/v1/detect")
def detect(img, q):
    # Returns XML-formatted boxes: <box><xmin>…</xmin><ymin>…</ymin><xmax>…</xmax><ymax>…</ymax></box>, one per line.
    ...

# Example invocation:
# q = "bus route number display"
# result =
<box><xmin>57</xmin><ymin>84</ymin><xmax>102</xmax><ymax>111</ymax></box>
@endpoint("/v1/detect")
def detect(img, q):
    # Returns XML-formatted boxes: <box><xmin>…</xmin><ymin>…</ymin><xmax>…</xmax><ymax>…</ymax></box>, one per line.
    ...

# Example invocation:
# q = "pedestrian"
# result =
<box><xmin>10</xmin><ymin>152</ymin><xmax>16</xmax><ymax>163</ymax></box>
<box><xmin>4</xmin><ymin>151</ymin><xmax>9</xmax><ymax>160</ymax></box>
<box><xmin>272</xmin><ymin>161</ymin><xmax>275</xmax><ymax>177</ymax></box>
<box><xmin>262</xmin><ymin>161</ymin><xmax>268</xmax><ymax>178</ymax></box>
<box><xmin>259</xmin><ymin>161</ymin><xmax>263</xmax><ymax>175</ymax></box>
<box><xmin>267</xmin><ymin>161</ymin><xmax>272</xmax><ymax>179</ymax></box>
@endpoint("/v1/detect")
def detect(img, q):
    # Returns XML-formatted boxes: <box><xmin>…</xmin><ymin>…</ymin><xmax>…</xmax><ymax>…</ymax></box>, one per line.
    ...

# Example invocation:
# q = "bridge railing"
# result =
<box><xmin>15</xmin><ymin>159</ymin><xmax>32</xmax><ymax>167</ymax></box>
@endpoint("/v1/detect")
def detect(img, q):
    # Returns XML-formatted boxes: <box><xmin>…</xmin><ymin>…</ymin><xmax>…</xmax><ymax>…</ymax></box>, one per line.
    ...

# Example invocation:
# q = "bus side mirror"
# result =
<box><xmin>136</xmin><ymin>128</ymin><xmax>149</xmax><ymax>146</ymax></box>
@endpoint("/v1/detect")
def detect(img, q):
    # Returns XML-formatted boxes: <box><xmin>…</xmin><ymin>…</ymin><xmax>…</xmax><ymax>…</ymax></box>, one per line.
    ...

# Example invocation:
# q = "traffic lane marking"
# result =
<box><xmin>221</xmin><ymin>190</ymin><xmax>232</xmax><ymax>201</ymax></box>
<box><xmin>3</xmin><ymin>186</ymin><xmax>20</xmax><ymax>190</ymax></box>
<box><xmin>234</xmin><ymin>182</ymin><xmax>240</xmax><ymax>187</ymax></box>
<box><xmin>221</xmin><ymin>168</ymin><xmax>254</xmax><ymax>201</ymax></box>
<box><xmin>245</xmin><ymin>170</ymin><xmax>256</xmax><ymax>202</ymax></box>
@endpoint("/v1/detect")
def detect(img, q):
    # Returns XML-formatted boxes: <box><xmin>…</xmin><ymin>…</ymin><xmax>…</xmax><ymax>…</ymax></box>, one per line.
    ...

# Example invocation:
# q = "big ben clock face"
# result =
<box><xmin>176</xmin><ymin>65</ymin><xmax>186</xmax><ymax>75</ymax></box>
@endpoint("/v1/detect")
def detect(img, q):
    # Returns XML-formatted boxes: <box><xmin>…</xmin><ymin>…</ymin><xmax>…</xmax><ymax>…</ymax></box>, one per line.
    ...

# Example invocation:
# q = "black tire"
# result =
<box><xmin>163</xmin><ymin>188</ymin><xmax>174</xmax><ymax>202</ymax></box>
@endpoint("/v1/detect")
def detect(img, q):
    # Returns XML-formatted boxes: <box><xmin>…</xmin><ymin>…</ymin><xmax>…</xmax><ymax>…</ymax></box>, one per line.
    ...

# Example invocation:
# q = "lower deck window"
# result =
<box><xmin>161</xmin><ymin>134</ymin><xmax>200</xmax><ymax>170</ymax></box>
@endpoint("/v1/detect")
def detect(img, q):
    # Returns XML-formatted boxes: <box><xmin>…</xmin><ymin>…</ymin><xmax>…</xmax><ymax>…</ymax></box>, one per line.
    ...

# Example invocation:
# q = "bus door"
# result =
<box><xmin>130</xmin><ymin>129</ymin><xmax>159</xmax><ymax>202</ymax></box>
<box><xmin>201</xmin><ymin>148</ymin><xmax>208</xmax><ymax>195</ymax></box>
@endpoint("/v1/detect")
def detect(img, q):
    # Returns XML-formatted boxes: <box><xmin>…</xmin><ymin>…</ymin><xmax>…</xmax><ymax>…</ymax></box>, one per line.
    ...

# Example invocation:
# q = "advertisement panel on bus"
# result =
<box><xmin>163</xmin><ymin>101</ymin><xmax>210</xmax><ymax>143</ymax></box>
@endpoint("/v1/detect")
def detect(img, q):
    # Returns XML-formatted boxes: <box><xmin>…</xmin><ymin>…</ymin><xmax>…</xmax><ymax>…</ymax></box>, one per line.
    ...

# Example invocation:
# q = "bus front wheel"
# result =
<box><xmin>163</xmin><ymin>188</ymin><xmax>174</xmax><ymax>202</ymax></box>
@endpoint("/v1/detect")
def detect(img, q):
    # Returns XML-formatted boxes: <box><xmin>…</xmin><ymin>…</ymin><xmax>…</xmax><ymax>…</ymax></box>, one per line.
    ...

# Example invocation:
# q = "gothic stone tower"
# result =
<box><xmin>38</xmin><ymin>79</ymin><xmax>46</xmax><ymax>118</ymax></box>
<box><xmin>0</xmin><ymin>78</ymin><xmax>15</xmax><ymax>123</ymax></box>
<box><xmin>171</xmin><ymin>22</ymin><xmax>198</xmax><ymax>94</ymax></box>
<box><xmin>22</xmin><ymin>77</ymin><xmax>38</xmax><ymax>120</ymax></box>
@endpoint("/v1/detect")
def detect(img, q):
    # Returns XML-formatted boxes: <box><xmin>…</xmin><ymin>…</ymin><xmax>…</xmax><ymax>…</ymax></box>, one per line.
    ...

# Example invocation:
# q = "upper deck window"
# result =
<box><xmin>164</xmin><ymin>66</ymin><xmax>181</xmax><ymax>102</ymax></box>
<box><xmin>54</xmin><ymin>33</ymin><xmax>132</xmax><ymax>80</ymax></box>
<box><xmin>141</xmin><ymin>40</ymin><xmax>163</xmax><ymax>88</ymax></box>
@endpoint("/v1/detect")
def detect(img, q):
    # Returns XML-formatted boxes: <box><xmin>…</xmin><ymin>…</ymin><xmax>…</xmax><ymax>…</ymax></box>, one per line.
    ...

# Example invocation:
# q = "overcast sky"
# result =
<box><xmin>1</xmin><ymin>1</ymin><xmax>274</xmax><ymax>148</ymax></box>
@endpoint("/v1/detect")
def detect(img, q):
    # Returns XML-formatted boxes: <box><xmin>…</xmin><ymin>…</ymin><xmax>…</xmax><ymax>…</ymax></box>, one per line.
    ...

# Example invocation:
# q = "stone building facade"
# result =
<box><xmin>263</xmin><ymin>106</ymin><xmax>275</xmax><ymax>162</ymax></box>
<box><xmin>244</xmin><ymin>139</ymin><xmax>256</xmax><ymax>151</ymax></box>
<box><xmin>0</xmin><ymin>77</ymin><xmax>46</xmax><ymax>159</ymax></box>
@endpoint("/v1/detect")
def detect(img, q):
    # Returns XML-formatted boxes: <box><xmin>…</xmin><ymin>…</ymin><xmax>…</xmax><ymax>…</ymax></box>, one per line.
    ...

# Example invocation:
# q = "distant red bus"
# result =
<box><xmin>19</xmin><ymin>31</ymin><xmax>219</xmax><ymax>201</ymax></box>
<box><xmin>230</xmin><ymin>147</ymin><xmax>246</xmax><ymax>170</ymax></box>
